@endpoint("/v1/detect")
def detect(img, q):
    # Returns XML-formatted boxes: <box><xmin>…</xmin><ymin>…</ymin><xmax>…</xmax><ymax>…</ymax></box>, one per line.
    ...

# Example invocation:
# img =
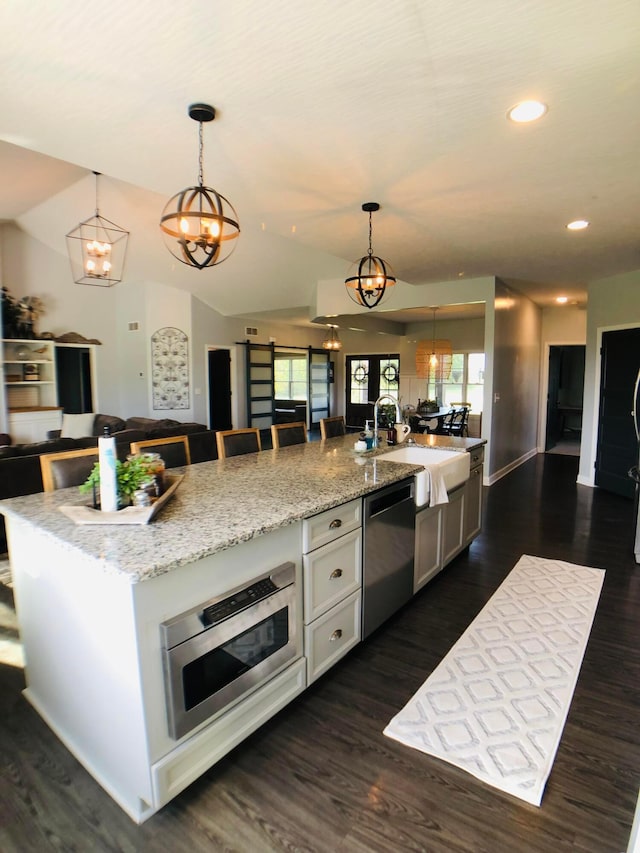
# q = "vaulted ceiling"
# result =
<box><xmin>1</xmin><ymin>1</ymin><xmax>639</xmax><ymax>326</ymax></box>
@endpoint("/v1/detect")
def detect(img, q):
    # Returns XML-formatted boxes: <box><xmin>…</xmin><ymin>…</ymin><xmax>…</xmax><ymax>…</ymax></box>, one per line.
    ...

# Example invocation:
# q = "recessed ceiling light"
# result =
<box><xmin>507</xmin><ymin>100</ymin><xmax>548</xmax><ymax>123</ymax></box>
<box><xmin>556</xmin><ymin>296</ymin><xmax>569</xmax><ymax>304</ymax></box>
<box><xmin>566</xmin><ymin>219</ymin><xmax>590</xmax><ymax>231</ymax></box>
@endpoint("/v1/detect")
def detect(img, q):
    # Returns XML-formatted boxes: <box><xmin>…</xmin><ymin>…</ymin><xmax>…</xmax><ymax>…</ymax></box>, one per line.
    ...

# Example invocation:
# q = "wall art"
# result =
<box><xmin>151</xmin><ymin>327</ymin><xmax>190</xmax><ymax>410</ymax></box>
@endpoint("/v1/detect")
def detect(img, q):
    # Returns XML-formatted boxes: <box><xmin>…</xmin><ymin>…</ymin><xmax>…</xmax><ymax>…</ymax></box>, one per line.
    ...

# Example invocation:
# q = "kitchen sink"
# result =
<box><xmin>378</xmin><ymin>446</ymin><xmax>470</xmax><ymax>507</ymax></box>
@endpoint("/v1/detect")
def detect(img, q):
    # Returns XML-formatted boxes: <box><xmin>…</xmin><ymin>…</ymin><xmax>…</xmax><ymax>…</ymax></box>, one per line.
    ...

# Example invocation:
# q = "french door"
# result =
<box><xmin>345</xmin><ymin>354</ymin><xmax>399</xmax><ymax>430</ymax></box>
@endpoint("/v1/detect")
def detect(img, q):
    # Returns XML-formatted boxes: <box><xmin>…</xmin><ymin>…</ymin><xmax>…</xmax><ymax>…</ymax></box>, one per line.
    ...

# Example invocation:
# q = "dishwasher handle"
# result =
<box><xmin>364</xmin><ymin>480</ymin><xmax>414</xmax><ymax>519</ymax></box>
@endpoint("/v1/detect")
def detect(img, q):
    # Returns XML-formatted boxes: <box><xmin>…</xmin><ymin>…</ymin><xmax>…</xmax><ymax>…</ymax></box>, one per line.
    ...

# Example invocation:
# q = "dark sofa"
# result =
<box><xmin>47</xmin><ymin>413</ymin><xmax>208</xmax><ymax>444</ymax></box>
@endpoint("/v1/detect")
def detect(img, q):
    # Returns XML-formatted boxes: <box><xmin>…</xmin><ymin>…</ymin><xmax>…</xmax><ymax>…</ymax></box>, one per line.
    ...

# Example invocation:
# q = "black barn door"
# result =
<box><xmin>595</xmin><ymin>327</ymin><xmax>640</xmax><ymax>498</ymax></box>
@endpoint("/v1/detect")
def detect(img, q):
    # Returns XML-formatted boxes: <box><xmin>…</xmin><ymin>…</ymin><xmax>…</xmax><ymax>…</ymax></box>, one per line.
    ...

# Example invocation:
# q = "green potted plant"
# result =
<box><xmin>80</xmin><ymin>455</ymin><xmax>157</xmax><ymax>507</ymax></box>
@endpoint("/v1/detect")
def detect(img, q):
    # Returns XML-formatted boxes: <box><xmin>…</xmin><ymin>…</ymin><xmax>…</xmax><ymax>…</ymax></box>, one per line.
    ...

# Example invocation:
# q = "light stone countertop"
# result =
<box><xmin>0</xmin><ymin>435</ymin><xmax>431</xmax><ymax>584</ymax></box>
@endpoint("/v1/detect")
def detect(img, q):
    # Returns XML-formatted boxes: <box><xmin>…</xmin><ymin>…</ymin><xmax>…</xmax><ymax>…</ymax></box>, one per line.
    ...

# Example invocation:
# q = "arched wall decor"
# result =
<box><xmin>151</xmin><ymin>327</ymin><xmax>190</xmax><ymax>410</ymax></box>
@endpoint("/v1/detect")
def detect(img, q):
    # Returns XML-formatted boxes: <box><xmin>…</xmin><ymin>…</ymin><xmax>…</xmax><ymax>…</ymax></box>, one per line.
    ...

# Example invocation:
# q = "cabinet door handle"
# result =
<box><xmin>329</xmin><ymin>568</ymin><xmax>343</xmax><ymax>579</ymax></box>
<box><xmin>329</xmin><ymin>629</ymin><xmax>343</xmax><ymax>642</ymax></box>
<box><xmin>329</xmin><ymin>519</ymin><xmax>342</xmax><ymax>529</ymax></box>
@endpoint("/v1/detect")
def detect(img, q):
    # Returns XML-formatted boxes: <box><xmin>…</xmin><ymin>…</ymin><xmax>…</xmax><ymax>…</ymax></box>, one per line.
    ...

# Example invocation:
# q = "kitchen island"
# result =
<box><xmin>0</xmin><ymin>434</ymin><xmax>484</xmax><ymax>822</ymax></box>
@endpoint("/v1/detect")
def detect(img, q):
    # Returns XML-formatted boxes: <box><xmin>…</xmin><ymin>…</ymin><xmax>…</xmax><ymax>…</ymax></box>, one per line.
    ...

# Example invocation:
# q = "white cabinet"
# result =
<box><xmin>441</xmin><ymin>484</ymin><xmax>465</xmax><ymax>566</ymax></box>
<box><xmin>463</xmin><ymin>463</ymin><xmax>483</xmax><ymax>545</ymax></box>
<box><xmin>304</xmin><ymin>590</ymin><xmax>361</xmax><ymax>683</ymax></box>
<box><xmin>414</xmin><ymin>503</ymin><xmax>443</xmax><ymax>592</ymax></box>
<box><xmin>413</xmin><ymin>445</ymin><xmax>485</xmax><ymax>593</ymax></box>
<box><xmin>302</xmin><ymin>499</ymin><xmax>362</xmax><ymax>683</ymax></box>
<box><xmin>2</xmin><ymin>338</ymin><xmax>61</xmax><ymax>441</ymax></box>
<box><xmin>8</xmin><ymin>408</ymin><xmax>62</xmax><ymax>444</ymax></box>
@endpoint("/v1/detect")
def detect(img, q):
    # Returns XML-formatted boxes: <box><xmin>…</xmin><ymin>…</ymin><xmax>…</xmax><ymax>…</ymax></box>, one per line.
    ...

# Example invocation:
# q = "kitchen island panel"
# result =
<box><xmin>9</xmin><ymin>518</ymin><xmax>154</xmax><ymax>823</ymax></box>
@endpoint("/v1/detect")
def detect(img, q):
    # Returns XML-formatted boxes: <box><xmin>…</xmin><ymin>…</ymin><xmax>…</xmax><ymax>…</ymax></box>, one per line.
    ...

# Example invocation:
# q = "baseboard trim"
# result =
<box><xmin>486</xmin><ymin>448</ymin><xmax>538</xmax><ymax>486</ymax></box>
<box><xmin>576</xmin><ymin>474</ymin><xmax>595</xmax><ymax>488</ymax></box>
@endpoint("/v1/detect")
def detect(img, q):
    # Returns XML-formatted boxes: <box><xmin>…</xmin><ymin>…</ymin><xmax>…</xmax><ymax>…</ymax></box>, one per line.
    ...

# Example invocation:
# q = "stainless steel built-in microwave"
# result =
<box><xmin>160</xmin><ymin>562</ymin><xmax>300</xmax><ymax>740</ymax></box>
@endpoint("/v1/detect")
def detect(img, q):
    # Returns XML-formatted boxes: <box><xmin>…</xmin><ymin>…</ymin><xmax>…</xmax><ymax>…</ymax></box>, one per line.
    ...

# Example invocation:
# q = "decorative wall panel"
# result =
<box><xmin>151</xmin><ymin>327</ymin><xmax>189</xmax><ymax>410</ymax></box>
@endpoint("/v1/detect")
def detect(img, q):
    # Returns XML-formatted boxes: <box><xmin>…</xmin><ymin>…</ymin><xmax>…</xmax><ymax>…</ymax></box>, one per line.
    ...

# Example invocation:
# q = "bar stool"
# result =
<box><xmin>319</xmin><ymin>416</ymin><xmax>346</xmax><ymax>439</ymax></box>
<box><xmin>130</xmin><ymin>435</ymin><xmax>191</xmax><ymax>467</ymax></box>
<box><xmin>216</xmin><ymin>428</ymin><xmax>262</xmax><ymax>459</ymax></box>
<box><xmin>271</xmin><ymin>422</ymin><xmax>307</xmax><ymax>449</ymax></box>
<box><xmin>40</xmin><ymin>447</ymin><xmax>100</xmax><ymax>492</ymax></box>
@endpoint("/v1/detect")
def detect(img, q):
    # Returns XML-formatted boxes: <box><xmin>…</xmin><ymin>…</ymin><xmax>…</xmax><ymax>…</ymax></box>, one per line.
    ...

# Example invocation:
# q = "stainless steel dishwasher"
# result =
<box><xmin>362</xmin><ymin>477</ymin><xmax>416</xmax><ymax>638</ymax></box>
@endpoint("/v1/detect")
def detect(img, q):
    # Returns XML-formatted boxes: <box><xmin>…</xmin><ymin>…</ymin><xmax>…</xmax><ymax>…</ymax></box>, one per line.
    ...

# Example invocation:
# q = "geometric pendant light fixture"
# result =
<box><xmin>159</xmin><ymin>103</ymin><xmax>240</xmax><ymax>270</ymax></box>
<box><xmin>344</xmin><ymin>202</ymin><xmax>396</xmax><ymax>309</ymax></box>
<box><xmin>66</xmin><ymin>171</ymin><xmax>129</xmax><ymax>287</ymax></box>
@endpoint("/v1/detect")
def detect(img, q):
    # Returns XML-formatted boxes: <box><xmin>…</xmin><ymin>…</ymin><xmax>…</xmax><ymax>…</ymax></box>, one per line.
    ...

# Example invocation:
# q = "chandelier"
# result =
<box><xmin>321</xmin><ymin>324</ymin><xmax>342</xmax><ymax>351</ymax></box>
<box><xmin>160</xmin><ymin>103</ymin><xmax>240</xmax><ymax>269</ymax></box>
<box><xmin>66</xmin><ymin>171</ymin><xmax>129</xmax><ymax>287</ymax></box>
<box><xmin>344</xmin><ymin>202</ymin><xmax>396</xmax><ymax>309</ymax></box>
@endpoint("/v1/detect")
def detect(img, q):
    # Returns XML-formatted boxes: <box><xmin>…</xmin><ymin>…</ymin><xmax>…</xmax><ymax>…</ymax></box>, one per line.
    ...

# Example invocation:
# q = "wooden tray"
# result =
<box><xmin>59</xmin><ymin>475</ymin><xmax>183</xmax><ymax>525</ymax></box>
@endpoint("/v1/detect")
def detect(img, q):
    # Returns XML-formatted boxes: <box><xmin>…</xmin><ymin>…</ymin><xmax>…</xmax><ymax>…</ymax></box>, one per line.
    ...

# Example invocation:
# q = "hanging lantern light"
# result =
<box><xmin>415</xmin><ymin>307</ymin><xmax>453</xmax><ymax>381</ymax></box>
<box><xmin>345</xmin><ymin>202</ymin><xmax>396</xmax><ymax>309</ymax></box>
<box><xmin>160</xmin><ymin>103</ymin><xmax>240</xmax><ymax>269</ymax></box>
<box><xmin>66</xmin><ymin>171</ymin><xmax>129</xmax><ymax>287</ymax></box>
<box><xmin>321</xmin><ymin>324</ymin><xmax>342</xmax><ymax>351</ymax></box>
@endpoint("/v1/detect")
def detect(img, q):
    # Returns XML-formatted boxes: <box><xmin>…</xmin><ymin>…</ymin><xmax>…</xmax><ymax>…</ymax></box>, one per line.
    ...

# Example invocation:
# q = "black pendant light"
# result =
<box><xmin>345</xmin><ymin>202</ymin><xmax>396</xmax><ymax>309</ymax></box>
<box><xmin>66</xmin><ymin>171</ymin><xmax>129</xmax><ymax>287</ymax></box>
<box><xmin>160</xmin><ymin>103</ymin><xmax>240</xmax><ymax>269</ymax></box>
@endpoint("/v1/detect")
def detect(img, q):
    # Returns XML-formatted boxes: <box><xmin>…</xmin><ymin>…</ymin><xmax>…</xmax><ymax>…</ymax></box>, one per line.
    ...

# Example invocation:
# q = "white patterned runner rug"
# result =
<box><xmin>384</xmin><ymin>554</ymin><xmax>605</xmax><ymax>805</ymax></box>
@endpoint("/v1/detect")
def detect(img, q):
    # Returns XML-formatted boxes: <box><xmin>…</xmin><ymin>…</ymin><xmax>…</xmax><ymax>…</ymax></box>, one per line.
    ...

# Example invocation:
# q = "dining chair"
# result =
<box><xmin>186</xmin><ymin>430</ymin><xmax>219</xmax><ymax>464</ymax></box>
<box><xmin>449</xmin><ymin>402</ymin><xmax>471</xmax><ymax>437</ymax></box>
<box><xmin>270</xmin><ymin>421</ymin><xmax>308</xmax><ymax>449</ymax></box>
<box><xmin>440</xmin><ymin>407</ymin><xmax>469</xmax><ymax>437</ymax></box>
<box><xmin>40</xmin><ymin>447</ymin><xmax>100</xmax><ymax>492</ymax></box>
<box><xmin>319</xmin><ymin>416</ymin><xmax>346</xmax><ymax>440</ymax></box>
<box><xmin>130</xmin><ymin>435</ymin><xmax>191</xmax><ymax>468</ymax></box>
<box><xmin>216</xmin><ymin>428</ymin><xmax>262</xmax><ymax>459</ymax></box>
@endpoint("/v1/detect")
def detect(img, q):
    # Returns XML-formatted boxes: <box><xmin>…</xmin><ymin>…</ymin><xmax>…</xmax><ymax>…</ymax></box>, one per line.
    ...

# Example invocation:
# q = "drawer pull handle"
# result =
<box><xmin>330</xmin><ymin>568</ymin><xmax>343</xmax><ymax>579</ymax></box>
<box><xmin>329</xmin><ymin>519</ymin><xmax>342</xmax><ymax>529</ymax></box>
<box><xmin>330</xmin><ymin>629</ymin><xmax>343</xmax><ymax>642</ymax></box>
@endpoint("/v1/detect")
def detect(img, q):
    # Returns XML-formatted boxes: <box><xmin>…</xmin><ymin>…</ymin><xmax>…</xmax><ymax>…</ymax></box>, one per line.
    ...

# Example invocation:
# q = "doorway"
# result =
<box><xmin>55</xmin><ymin>345</ymin><xmax>95</xmax><ymax>414</ymax></box>
<box><xmin>207</xmin><ymin>348</ymin><xmax>232</xmax><ymax>431</ymax></box>
<box><xmin>545</xmin><ymin>345</ymin><xmax>585</xmax><ymax>455</ymax></box>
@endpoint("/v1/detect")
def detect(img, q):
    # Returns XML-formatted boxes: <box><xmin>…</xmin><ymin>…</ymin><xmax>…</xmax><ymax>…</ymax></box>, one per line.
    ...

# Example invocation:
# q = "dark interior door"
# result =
<box><xmin>55</xmin><ymin>346</ymin><xmax>93</xmax><ymax>413</ymax></box>
<box><xmin>595</xmin><ymin>327</ymin><xmax>640</xmax><ymax>498</ymax></box>
<box><xmin>545</xmin><ymin>346</ymin><xmax>562</xmax><ymax>450</ymax></box>
<box><xmin>208</xmin><ymin>349</ymin><xmax>232</xmax><ymax>431</ymax></box>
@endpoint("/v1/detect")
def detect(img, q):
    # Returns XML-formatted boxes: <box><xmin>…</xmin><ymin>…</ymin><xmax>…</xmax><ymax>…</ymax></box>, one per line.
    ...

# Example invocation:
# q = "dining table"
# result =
<box><xmin>412</xmin><ymin>406</ymin><xmax>462</xmax><ymax>434</ymax></box>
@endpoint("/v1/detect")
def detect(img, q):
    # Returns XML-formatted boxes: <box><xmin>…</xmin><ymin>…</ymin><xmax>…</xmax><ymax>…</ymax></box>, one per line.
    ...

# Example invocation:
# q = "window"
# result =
<box><xmin>274</xmin><ymin>356</ymin><xmax>307</xmax><ymax>400</ymax></box>
<box><xmin>429</xmin><ymin>352</ymin><xmax>485</xmax><ymax>412</ymax></box>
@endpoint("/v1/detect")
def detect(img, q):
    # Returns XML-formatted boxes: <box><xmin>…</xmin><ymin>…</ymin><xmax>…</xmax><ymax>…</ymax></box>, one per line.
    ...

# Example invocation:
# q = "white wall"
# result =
<box><xmin>578</xmin><ymin>270</ymin><xmax>640</xmax><ymax>486</ymax></box>
<box><xmin>489</xmin><ymin>279</ymin><xmax>541</xmax><ymax>480</ymax></box>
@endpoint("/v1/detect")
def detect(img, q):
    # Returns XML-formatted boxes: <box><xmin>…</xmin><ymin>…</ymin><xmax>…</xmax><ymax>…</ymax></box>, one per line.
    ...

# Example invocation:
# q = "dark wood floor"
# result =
<box><xmin>1</xmin><ymin>453</ymin><xmax>639</xmax><ymax>852</ymax></box>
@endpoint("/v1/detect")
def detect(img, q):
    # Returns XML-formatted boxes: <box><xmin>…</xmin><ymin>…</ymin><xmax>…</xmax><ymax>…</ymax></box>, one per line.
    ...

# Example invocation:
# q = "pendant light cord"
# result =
<box><xmin>198</xmin><ymin>121</ymin><xmax>204</xmax><ymax>187</ymax></box>
<box><xmin>93</xmin><ymin>171</ymin><xmax>100</xmax><ymax>217</ymax></box>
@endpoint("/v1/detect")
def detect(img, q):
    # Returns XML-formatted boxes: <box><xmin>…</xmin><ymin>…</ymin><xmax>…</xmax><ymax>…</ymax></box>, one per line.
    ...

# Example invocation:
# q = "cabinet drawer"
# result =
<box><xmin>303</xmin><ymin>528</ymin><xmax>361</xmax><ymax>623</ymax></box>
<box><xmin>469</xmin><ymin>446</ymin><xmax>484</xmax><ymax>469</ymax></box>
<box><xmin>305</xmin><ymin>591</ymin><xmax>361</xmax><ymax>683</ymax></box>
<box><xmin>302</xmin><ymin>497</ymin><xmax>361</xmax><ymax>552</ymax></box>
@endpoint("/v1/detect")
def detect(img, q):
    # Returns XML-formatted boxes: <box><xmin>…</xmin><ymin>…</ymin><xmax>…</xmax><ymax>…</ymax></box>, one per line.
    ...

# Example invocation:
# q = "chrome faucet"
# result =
<box><xmin>372</xmin><ymin>394</ymin><xmax>401</xmax><ymax>448</ymax></box>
